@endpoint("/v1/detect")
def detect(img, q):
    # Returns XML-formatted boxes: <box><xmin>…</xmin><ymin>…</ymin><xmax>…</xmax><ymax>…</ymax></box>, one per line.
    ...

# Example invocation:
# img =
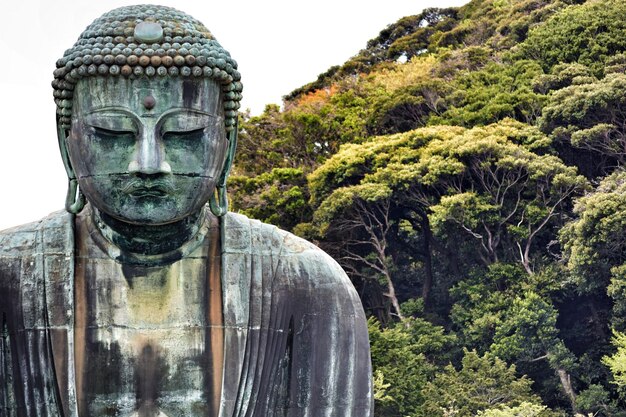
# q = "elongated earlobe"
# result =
<box><xmin>209</xmin><ymin>185</ymin><xmax>228</xmax><ymax>217</ymax></box>
<box><xmin>58</xmin><ymin>123</ymin><xmax>85</xmax><ymax>214</ymax></box>
<box><xmin>65</xmin><ymin>178</ymin><xmax>86</xmax><ymax>214</ymax></box>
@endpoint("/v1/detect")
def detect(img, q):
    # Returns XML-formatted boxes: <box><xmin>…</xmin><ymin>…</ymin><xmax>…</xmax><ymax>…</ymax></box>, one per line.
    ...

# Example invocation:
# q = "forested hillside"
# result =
<box><xmin>230</xmin><ymin>0</ymin><xmax>626</xmax><ymax>415</ymax></box>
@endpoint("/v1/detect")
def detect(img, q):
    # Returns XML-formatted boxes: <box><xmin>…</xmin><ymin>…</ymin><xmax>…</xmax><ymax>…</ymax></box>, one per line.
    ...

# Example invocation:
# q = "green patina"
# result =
<box><xmin>52</xmin><ymin>5</ymin><xmax>243</xmax><ymax>132</ymax></box>
<box><xmin>0</xmin><ymin>6</ymin><xmax>373</xmax><ymax>417</ymax></box>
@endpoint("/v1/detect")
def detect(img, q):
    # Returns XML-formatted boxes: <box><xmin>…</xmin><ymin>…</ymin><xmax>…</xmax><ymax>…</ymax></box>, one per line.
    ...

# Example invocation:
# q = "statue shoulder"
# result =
<box><xmin>0</xmin><ymin>210</ymin><xmax>73</xmax><ymax>259</ymax></box>
<box><xmin>222</xmin><ymin>212</ymin><xmax>352</xmax><ymax>288</ymax></box>
<box><xmin>0</xmin><ymin>210</ymin><xmax>73</xmax><ymax>310</ymax></box>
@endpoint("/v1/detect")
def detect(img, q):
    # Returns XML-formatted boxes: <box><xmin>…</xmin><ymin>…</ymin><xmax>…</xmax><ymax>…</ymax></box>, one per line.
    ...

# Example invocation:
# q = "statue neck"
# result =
<box><xmin>92</xmin><ymin>207</ymin><xmax>207</xmax><ymax>257</ymax></box>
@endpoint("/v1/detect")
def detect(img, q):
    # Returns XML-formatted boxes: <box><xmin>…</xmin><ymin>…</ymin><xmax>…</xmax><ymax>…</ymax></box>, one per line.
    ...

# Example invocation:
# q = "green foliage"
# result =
<box><xmin>532</xmin><ymin>63</ymin><xmax>594</xmax><ymax>94</ymax></box>
<box><xmin>389</xmin><ymin>120</ymin><xmax>586</xmax><ymax>270</ymax></box>
<box><xmin>368</xmin><ymin>78</ymin><xmax>453</xmax><ymax>135</ymax></box>
<box><xmin>378</xmin><ymin>10</ymin><xmax>458</xmax><ymax>60</ymax></box>
<box><xmin>286</xmin><ymin>0</ymin><xmax>574</xmax><ymax>103</ymax></box>
<box><xmin>314</xmin><ymin>183</ymin><xmax>392</xmax><ymax>228</ymax></box>
<box><xmin>432</xmin><ymin>60</ymin><xmax>545</xmax><ymax>127</ymax></box>
<box><xmin>232</xmin><ymin>0</ymin><xmax>626</xmax><ymax>414</ymax></box>
<box><xmin>235</xmin><ymin>104</ymin><xmax>287</xmax><ymax>176</ymax></box>
<box><xmin>448</xmin><ymin>262</ymin><xmax>573</xmax><ymax>397</ymax></box>
<box><xmin>475</xmin><ymin>402</ymin><xmax>551</xmax><ymax>417</ymax></box>
<box><xmin>604</xmin><ymin>332</ymin><xmax>626</xmax><ymax>395</ymax></box>
<box><xmin>308</xmin><ymin>126</ymin><xmax>450</xmax><ymax>206</ymax></box>
<box><xmin>561</xmin><ymin>171</ymin><xmax>626</xmax><ymax>304</ymax></box>
<box><xmin>450</xmin><ymin>263</ymin><xmax>530</xmax><ymax>349</ymax></box>
<box><xmin>309</xmin><ymin>118</ymin><xmax>585</xmax><ymax>326</ymax></box>
<box><xmin>595</xmin><ymin>332</ymin><xmax>626</xmax><ymax>415</ymax></box>
<box><xmin>491</xmin><ymin>291</ymin><xmax>575</xmax><ymax>372</ymax></box>
<box><xmin>368</xmin><ymin>317</ymin><xmax>456</xmax><ymax>416</ymax></box>
<box><xmin>540</xmin><ymin>72</ymin><xmax>626</xmax><ymax>175</ymax></box>
<box><xmin>430</xmin><ymin>192</ymin><xmax>499</xmax><ymax>231</ymax></box>
<box><xmin>434</xmin><ymin>46</ymin><xmax>493</xmax><ymax>80</ymax></box>
<box><xmin>284</xmin><ymin>7</ymin><xmax>460</xmax><ymax>101</ymax></box>
<box><xmin>372</xmin><ymin>370</ymin><xmax>394</xmax><ymax>407</ymax></box>
<box><xmin>518</xmin><ymin>0</ymin><xmax>626</xmax><ymax>74</ymax></box>
<box><xmin>229</xmin><ymin>168</ymin><xmax>310</xmax><ymax>231</ymax></box>
<box><xmin>575</xmin><ymin>383</ymin><xmax>622</xmax><ymax>416</ymax></box>
<box><xmin>421</xmin><ymin>349</ymin><xmax>547</xmax><ymax>416</ymax></box>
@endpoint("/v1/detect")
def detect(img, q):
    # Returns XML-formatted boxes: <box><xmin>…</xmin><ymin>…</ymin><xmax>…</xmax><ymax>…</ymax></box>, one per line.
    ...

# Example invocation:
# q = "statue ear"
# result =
<box><xmin>222</xmin><ymin>121</ymin><xmax>239</xmax><ymax>188</ymax></box>
<box><xmin>57</xmin><ymin>121</ymin><xmax>85</xmax><ymax>214</ymax></box>
<box><xmin>209</xmin><ymin>121</ymin><xmax>238</xmax><ymax>217</ymax></box>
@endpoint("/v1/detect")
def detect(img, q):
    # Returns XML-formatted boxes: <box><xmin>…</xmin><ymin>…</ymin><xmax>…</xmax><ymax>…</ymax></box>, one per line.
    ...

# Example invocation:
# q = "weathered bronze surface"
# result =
<box><xmin>0</xmin><ymin>5</ymin><xmax>372</xmax><ymax>417</ymax></box>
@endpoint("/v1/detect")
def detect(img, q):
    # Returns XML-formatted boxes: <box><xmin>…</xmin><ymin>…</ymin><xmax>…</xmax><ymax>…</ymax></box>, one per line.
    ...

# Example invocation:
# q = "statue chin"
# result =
<box><xmin>78</xmin><ymin>174</ymin><xmax>217</xmax><ymax>226</ymax></box>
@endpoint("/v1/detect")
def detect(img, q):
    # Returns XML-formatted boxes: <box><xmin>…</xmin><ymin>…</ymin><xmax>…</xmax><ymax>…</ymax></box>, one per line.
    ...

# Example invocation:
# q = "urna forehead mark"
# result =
<box><xmin>143</xmin><ymin>95</ymin><xmax>156</xmax><ymax>110</ymax></box>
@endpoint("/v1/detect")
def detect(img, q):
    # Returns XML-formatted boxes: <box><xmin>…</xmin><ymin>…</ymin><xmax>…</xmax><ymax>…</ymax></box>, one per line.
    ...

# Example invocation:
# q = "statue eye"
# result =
<box><xmin>163</xmin><ymin>127</ymin><xmax>206</xmax><ymax>140</ymax></box>
<box><xmin>92</xmin><ymin>126</ymin><xmax>136</xmax><ymax>139</ymax></box>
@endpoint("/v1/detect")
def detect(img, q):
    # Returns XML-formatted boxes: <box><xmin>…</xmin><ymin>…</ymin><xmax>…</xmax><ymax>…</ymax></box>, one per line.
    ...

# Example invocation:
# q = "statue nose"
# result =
<box><xmin>128</xmin><ymin>130</ymin><xmax>172</xmax><ymax>175</ymax></box>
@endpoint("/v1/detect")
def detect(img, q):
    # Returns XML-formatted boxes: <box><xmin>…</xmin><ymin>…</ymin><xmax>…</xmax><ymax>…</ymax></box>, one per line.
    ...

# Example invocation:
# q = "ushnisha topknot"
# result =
<box><xmin>52</xmin><ymin>4</ymin><xmax>243</xmax><ymax>131</ymax></box>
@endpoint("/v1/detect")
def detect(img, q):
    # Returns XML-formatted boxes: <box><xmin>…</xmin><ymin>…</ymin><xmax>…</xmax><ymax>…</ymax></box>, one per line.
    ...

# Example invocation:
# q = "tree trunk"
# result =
<box><xmin>421</xmin><ymin>215</ymin><xmax>434</xmax><ymax>310</ymax></box>
<box><xmin>556</xmin><ymin>368</ymin><xmax>578</xmax><ymax>414</ymax></box>
<box><xmin>384</xmin><ymin>270</ymin><xmax>405</xmax><ymax>321</ymax></box>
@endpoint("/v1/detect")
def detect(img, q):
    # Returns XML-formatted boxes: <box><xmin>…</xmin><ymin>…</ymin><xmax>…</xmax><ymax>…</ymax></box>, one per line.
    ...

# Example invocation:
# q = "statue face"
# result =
<box><xmin>67</xmin><ymin>77</ymin><xmax>228</xmax><ymax>225</ymax></box>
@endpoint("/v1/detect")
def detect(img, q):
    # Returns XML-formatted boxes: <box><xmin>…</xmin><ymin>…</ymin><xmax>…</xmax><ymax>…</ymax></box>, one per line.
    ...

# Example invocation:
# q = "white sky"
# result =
<box><xmin>0</xmin><ymin>0</ymin><xmax>467</xmax><ymax>230</ymax></box>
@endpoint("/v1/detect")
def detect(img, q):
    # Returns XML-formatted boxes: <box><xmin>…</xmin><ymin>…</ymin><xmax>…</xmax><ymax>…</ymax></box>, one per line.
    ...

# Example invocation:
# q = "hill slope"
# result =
<box><xmin>231</xmin><ymin>0</ymin><xmax>626</xmax><ymax>415</ymax></box>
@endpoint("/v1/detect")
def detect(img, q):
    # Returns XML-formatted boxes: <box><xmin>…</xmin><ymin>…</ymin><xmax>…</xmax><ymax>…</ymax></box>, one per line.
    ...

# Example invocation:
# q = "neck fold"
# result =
<box><xmin>89</xmin><ymin>206</ymin><xmax>209</xmax><ymax>266</ymax></box>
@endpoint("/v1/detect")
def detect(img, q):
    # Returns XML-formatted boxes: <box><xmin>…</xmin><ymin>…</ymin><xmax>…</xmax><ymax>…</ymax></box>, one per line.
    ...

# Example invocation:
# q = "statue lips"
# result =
<box><xmin>122</xmin><ymin>178</ymin><xmax>175</xmax><ymax>198</ymax></box>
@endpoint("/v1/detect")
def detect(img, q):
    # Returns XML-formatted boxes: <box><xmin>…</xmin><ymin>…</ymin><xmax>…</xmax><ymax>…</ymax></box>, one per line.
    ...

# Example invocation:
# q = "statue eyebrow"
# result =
<box><xmin>83</xmin><ymin>107</ymin><xmax>139</xmax><ymax>131</ymax></box>
<box><xmin>86</xmin><ymin>107</ymin><xmax>138</xmax><ymax>117</ymax></box>
<box><xmin>156</xmin><ymin>108</ymin><xmax>218</xmax><ymax>132</ymax></box>
<box><xmin>159</xmin><ymin>108</ymin><xmax>217</xmax><ymax>117</ymax></box>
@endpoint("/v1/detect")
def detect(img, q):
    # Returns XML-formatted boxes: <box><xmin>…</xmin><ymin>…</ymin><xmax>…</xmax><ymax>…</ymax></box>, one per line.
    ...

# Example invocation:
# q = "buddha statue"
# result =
<box><xmin>0</xmin><ymin>5</ymin><xmax>372</xmax><ymax>417</ymax></box>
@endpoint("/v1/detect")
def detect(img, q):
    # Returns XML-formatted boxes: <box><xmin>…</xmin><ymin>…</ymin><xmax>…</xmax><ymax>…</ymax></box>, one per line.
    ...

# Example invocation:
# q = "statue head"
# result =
<box><xmin>53</xmin><ymin>5</ymin><xmax>242</xmax><ymax>223</ymax></box>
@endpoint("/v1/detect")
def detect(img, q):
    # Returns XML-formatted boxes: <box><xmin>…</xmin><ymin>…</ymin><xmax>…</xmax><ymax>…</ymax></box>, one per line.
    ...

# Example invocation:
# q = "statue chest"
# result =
<box><xmin>73</xmin><ymin>215</ymin><xmax>223</xmax><ymax>416</ymax></box>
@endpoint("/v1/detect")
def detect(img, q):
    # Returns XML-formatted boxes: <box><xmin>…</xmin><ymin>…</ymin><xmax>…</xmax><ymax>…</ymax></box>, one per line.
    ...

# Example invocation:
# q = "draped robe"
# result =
<box><xmin>0</xmin><ymin>210</ymin><xmax>373</xmax><ymax>416</ymax></box>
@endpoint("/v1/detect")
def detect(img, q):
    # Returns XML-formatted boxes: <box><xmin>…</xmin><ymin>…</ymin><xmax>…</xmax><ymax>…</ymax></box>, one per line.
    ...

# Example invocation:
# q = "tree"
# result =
<box><xmin>369</xmin><ymin>317</ymin><xmax>456</xmax><ymax>417</ymax></box>
<box><xmin>575</xmin><ymin>383</ymin><xmax>623</xmax><ymax>416</ymax></box>
<box><xmin>410</xmin><ymin>120</ymin><xmax>587</xmax><ymax>275</ymax></box>
<box><xmin>446</xmin><ymin>261</ymin><xmax>581</xmax><ymax>412</ymax></box>
<box><xmin>476</xmin><ymin>402</ymin><xmax>552</xmax><ymax>417</ymax></box>
<box><xmin>228</xmin><ymin>168</ymin><xmax>311</xmax><ymax>231</ymax></box>
<box><xmin>603</xmin><ymin>332</ymin><xmax>626</xmax><ymax>398</ymax></box>
<box><xmin>540</xmin><ymin>73</ymin><xmax>626</xmax><ymax>177</ymax></box>
<box><xmin>518</xmin><ymin>0</ymin><xmax>626</xmax><ymax>74</ymax></box>
<box><xmin>490</xmin><ymin>292</ymin><xmax>578</xmax><ymax>412</ymax></box>
<box><xmin>421</xmin><ymin>349</ymin><xmax>550</xmax><ymax>417</ymax></box>
<box><xmin>561</xmin><ymin>171</ymin><xmax>626</xmax><ymax>329</ymax></box>
<box><xmin>309</xmin><ymin>120</ymin><xmax>586</xmax><ymax>319</ymax></box>
<box><xmin>229</xmin><ymin>1</ymin><xmax>626</xmax><ymax>413</ymax></box>
<box><xmin>283</xmin><ymin>8</ymin><xmax>459</xmax><ymax>101</ymax></box>
<box><xmin>308</xmin><ymin>126</ymin><xmax>462</xmax><ymax>315</ymax></box>
<box><xmin>235</xmin><ymin>104</ymin><xmax>287</xmax><ymax>176</ymax></box>
<box><xmin>313</xmin><ymin>183</ymin><xmax>405</xmax><ymax>319</ymax></box>
<box><xmin>368</xmin><ymin>78</ymin><xmax>452</xmax><ymax>135</ymax></box>
<box><xmin>532</xmin><ymin>63</ymin><xmax>594</xmax><ymax>95</ymax></box>
<box><xmin>431</xmin><ymin>60</ymin><xmax>546</xmax><ymax>128</ymax></box>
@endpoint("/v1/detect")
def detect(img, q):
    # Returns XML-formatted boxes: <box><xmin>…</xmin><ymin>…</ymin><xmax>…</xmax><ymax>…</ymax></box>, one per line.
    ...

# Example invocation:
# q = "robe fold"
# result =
<box><xmin>0</xmin><ymin>210</ymin><xmax>373</xmax><ymax>417</ymax></box>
